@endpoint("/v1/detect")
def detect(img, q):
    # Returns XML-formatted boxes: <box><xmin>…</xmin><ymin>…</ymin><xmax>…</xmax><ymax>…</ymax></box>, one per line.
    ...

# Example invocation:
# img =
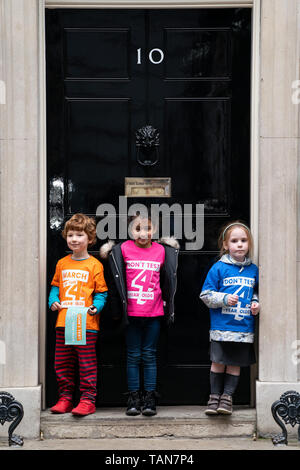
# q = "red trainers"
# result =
<box><xmin>71</xmin><ymin>400</ymin><xmax>96</xmax><ymax>416</ymax></box>
<box><xmin>51</xmin><ymin>397</ymin><xmax>73</xmax><ymax>414</ymax></box>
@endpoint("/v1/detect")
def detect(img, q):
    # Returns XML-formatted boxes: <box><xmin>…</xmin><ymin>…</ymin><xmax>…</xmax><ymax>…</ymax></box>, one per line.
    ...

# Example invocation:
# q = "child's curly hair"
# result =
<box><xmin>62</xmin><ymin>213</ymin><xmax>97</xmax><ymax>246</ymax></box>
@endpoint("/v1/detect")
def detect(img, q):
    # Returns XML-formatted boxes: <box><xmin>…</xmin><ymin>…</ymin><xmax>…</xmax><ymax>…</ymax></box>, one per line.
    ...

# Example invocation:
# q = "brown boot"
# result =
<box><xmin>217</xmin><ymin>394</ymin><xmax>233</xmax><ymax>415</ymax></box>
<box><xmin>205</xmin><ymin>394</ymin><xmax>220</xmax><ymax>415</ymax></box>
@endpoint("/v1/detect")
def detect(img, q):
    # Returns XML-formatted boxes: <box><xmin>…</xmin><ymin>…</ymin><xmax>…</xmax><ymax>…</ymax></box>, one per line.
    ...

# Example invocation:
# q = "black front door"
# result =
<box><xmin>46</xmin><ymin>8</ymin><xmax>252</xmax><ymax>407</ymax></box>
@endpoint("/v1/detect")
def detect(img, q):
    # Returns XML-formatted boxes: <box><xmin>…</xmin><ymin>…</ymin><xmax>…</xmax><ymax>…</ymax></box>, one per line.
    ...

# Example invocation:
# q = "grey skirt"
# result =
<box><xmin>209</xmin><ymin>340</ymin><xmax>256</xmax><ymax>367</ymax></box>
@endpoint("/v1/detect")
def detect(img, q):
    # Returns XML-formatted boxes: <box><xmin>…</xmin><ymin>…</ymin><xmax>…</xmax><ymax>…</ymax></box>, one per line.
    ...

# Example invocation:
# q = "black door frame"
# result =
<box><xmin>40</xmin><ymin>0</ymin><xmax>260</xmax><ymax>409</ymax></box>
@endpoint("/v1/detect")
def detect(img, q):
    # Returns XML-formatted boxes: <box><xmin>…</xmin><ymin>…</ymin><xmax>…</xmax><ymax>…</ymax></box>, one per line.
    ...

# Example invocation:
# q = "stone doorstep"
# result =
<box><xmin>41</xmin><ymin>406</ymin><xmax>256</xmax><ymax>440</ymax></box>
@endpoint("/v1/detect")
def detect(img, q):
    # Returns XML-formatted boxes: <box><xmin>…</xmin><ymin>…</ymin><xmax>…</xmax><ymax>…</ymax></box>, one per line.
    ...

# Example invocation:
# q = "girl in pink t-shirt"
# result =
<box><xmin>122</xmin><ymin>215</ymin><xmax>165</xmax><ymax>416</ymax></box>
<box><xmin>100</xmin><ymin>213</ymin><xmax>179</xmax><ymax>417</ymax></box>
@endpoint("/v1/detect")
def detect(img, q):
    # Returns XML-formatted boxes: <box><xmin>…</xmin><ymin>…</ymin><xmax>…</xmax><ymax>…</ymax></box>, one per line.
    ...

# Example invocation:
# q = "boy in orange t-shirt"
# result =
<box><xmin>48</xmin><ymin>214</ymin><xmax>108</xmax><ymax>416</ymax></box>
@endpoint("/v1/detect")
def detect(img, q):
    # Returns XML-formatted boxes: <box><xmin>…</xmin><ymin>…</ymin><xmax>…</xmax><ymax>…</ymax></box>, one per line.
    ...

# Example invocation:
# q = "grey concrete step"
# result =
<box><xmin>41</xmin><ymin>406</ymin><xmax>256</xmax><ymax>439</ymax></box>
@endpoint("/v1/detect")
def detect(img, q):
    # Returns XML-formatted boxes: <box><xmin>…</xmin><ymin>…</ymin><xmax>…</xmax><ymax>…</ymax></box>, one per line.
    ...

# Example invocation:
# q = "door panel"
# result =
<box><xmin>46</xmin><ymin>8</ymin><xmax>252</xmax><ymax>407</ymax></box>
<box><xmin>164</xmin><ymin>29</ymin><xmax>230</xmax><ymax>79</ymax></box>
<box><xmin>64</xmin><ymin>29</ymin><xmax>131</xmax><ymax>79</ymax></box>
<box><xmin>66</xmin><ymin>98</ymin><xmax>131</xmax><ymax>210</ymax></box>
<box><xmin>165</xmin><ymin>98</ymin><xmax>229</xmax><ymax>208</ymax></box>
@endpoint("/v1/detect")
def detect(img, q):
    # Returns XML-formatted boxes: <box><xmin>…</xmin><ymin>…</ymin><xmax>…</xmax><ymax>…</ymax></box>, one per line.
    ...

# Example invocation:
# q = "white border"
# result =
<box><xmin>249</xmin><ymin>0</ymin><xmax>260</xmax><ymax>407</ymax></box>
<box><xmin>39</xmin><ymin>0</ymin><xmax>47</xmax><ymax>408</ymax></box>
<box><xmin>45</xmin><ymin>0</ymin><xmax>253</xmax><ymax>7</ymax></box>
<box><xmin>39</xmin><ymin>0</ymin><xmax>260</xmax><ymax>408</ymax></box>
<box><xmin>250</xmin><ymin>0</ymin><xmax>260</xmax><ymax>265</ymax></box>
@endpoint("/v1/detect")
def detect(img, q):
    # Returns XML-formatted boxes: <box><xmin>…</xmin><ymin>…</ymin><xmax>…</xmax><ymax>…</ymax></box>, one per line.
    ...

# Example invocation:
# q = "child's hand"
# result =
<box><xmin>227</xmin><ymin>294</ymin><xmax>239</xmax><ymax>306</ymax></box>
<box><xmin>251</xmin><ymin>302</ymin><xmax>260</xmax><ymax>316</ymax></box>
<box><xmin>51</xmin><ymin>301</ymin><xmax>62</xmax><ymax>311</ymax></box>
<box><xmin>87</xmin><ymin>305</ymin><xmax>97</xmax><ymax>315</ymax></box>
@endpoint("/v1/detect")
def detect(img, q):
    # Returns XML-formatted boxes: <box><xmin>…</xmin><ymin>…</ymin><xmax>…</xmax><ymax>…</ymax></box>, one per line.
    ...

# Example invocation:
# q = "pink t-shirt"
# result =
<box><xmin>121</xmin><ymin>240</ymin><xmax>165</xmax><ymax>317</ymax></box>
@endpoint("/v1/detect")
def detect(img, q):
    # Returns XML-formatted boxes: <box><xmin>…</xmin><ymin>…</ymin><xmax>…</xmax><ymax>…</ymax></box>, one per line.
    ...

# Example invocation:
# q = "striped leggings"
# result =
<box><xmin>54</xmin><ymin>328</ymin><xmax>98</xmax><ymax>404</ymax></box>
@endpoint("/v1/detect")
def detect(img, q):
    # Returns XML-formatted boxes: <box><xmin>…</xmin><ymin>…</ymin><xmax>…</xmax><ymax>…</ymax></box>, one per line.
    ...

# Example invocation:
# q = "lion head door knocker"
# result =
<box><xmin>135</xmin><ymin>125</ymin><xmax>160</xmax><ymax>167</ymax></box>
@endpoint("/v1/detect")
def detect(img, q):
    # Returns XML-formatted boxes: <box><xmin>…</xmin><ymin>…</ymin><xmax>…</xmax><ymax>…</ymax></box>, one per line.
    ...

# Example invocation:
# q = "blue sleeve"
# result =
<box><xmin>48</xmin><ymin>285</ymin><xmax>60</xmax><ymax>309</ymax></box>
<box><xmin>201</xmin><ymin>263</ymin><xmax>220</xmax><ymax>293</ymax></box>
<box><xmin>93</xmin><ymin>291</ymin><xmax>108</xmax><ymax>313</ymax></box>
<box><xmin>200</xmin><ymin>263</ymin><xmax>227</xmax><ymax>308</ymax></box>
<box><xmin>252</xmin><ymin>265</ymin><xmax>259</xmax><ymax>302</ymax></box>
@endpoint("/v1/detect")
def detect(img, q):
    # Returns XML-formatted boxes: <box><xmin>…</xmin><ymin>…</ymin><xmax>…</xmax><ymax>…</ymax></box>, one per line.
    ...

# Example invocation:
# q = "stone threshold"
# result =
<box><xmin>41</xmin><ymin>406</ymin><xmax>256</xmax><ymax>439</ymax></box>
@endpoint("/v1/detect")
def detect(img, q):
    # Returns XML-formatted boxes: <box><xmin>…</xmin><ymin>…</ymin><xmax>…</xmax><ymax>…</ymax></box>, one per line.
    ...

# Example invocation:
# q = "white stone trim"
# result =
<box><xmin>250</xmin><ymin>0</ymin><xmax>260</xmax><ymax>265</ymax></box>
<box><xmin>45</xmin><ymin>0</ymin><xmax>253</xmax><ymax>7</ymax></box>
<box><xmin>38</xmin><ymin>0</ymin><xmax>47</xmax><ymax>410</ymax></box>
<box><xmin>256</xmin><ymin>381</ymin><xmax>300</xmax><ymax>437</ymax></box>
<box><xmin>0</xmin><ymin>386</ymin><xmax>42</xmax><ymax>439</ymax></box>
<box><xmin>0</xmin><ymin>0</ymin><xmax>40</xmax><ymax>387</ymax></box>
<box><xmin>258</xmin><ymin>0</ymin><xmax>299</xmax><ymax>385</ymax></box>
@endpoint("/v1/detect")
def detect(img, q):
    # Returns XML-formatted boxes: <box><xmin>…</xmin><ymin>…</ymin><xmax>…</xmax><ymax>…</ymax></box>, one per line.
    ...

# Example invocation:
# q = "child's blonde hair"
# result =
<box><xmin>218</xmin><ymin>220</ymin><xmax>253</xmax><ymax>258</ymax></box>
<box><xmin>62</xmin><ymin>213</ymin><xmax>97</xmax><ymax>246</ymax></box>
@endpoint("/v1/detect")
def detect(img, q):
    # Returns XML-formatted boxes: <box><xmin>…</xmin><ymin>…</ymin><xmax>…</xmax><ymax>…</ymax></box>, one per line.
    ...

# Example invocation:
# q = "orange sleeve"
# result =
<box><xmin>51</xmin><ymin>260</ymin><xmax>61</xmax><ymax>287</ymax></box>
<box><xmin>93</xmin><ymin>261</ymin><xmax>108</xmax><ymax>293</ymax></box>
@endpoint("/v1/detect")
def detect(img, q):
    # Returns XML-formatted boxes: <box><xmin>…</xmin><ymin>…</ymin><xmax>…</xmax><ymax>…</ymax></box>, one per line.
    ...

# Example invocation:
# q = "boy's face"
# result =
<box><xmin>66</xmin><ymin>230</ymin><xmax>90</xmax><ymax>255</ymax></box>
<box><xmin>131</xmin><ymin>217</ymin><xmax>155</xmax><ymax>248</ymax></box>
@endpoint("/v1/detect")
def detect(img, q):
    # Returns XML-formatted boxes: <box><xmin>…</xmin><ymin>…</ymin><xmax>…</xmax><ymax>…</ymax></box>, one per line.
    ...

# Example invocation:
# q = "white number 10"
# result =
<box><xmin>137</xmin><ymin>48</ymin><xmax>164</xmax><ymax>65</ymax></box>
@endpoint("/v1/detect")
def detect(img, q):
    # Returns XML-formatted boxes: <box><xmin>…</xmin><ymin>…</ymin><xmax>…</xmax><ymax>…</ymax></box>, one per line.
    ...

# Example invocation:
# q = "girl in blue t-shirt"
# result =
<box><xmin>200</xmin><ymin>221</ymin><xmax>260</xmax><ymax>415</ymax></box>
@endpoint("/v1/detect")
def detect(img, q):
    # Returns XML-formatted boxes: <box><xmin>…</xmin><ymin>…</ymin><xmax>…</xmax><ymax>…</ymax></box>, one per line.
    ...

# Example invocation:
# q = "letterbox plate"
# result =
<box><xmin>125</xmin><ymin>177</ymin><xmax>171</xmax><ymax>197</ymax></box>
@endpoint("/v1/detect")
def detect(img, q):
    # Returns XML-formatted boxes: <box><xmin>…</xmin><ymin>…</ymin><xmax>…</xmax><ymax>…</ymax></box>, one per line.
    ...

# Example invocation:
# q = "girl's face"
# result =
<box><xmin>131</xmin><ymin>217</ymin><xmax>155</xmax><ymax>248</ymax></box>
<box><xmin>223</xmin><ymin>226</ymin><xmax>249</xmax><ymax>262</ymax></box>
<box><xmin>66</xmin><ymin>230</ymin><xmax>90</xmax><ymax>257</ymax></box>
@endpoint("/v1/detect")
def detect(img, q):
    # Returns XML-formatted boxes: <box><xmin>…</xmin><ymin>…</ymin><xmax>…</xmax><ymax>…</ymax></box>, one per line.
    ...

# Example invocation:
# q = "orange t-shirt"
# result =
<box><xmin>51</xmin><ymin>254</ymin><xmax>108</xmax><ymax>331</ymax></box>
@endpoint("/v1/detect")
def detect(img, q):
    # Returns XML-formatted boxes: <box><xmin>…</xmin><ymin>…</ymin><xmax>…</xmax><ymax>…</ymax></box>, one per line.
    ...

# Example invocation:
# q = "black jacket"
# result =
<box><xmin>100</xmin><ymin>238</ymin><xmax>179</xmax><ymax>326</ymax></box>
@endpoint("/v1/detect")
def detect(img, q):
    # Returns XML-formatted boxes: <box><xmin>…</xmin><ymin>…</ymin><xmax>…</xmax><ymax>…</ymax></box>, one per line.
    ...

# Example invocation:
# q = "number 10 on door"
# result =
<box><xmin>137</xmin><ymin>48</ymin><xmax>164</xmax><ymax>65</ymax></box>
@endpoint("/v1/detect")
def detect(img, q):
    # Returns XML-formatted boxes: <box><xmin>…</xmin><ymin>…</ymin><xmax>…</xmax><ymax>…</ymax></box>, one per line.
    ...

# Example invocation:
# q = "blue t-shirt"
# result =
<box><xmin>201</xmin><ymin>260</ymin><xmax>259</xmax><ymax>334</ymax></box>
